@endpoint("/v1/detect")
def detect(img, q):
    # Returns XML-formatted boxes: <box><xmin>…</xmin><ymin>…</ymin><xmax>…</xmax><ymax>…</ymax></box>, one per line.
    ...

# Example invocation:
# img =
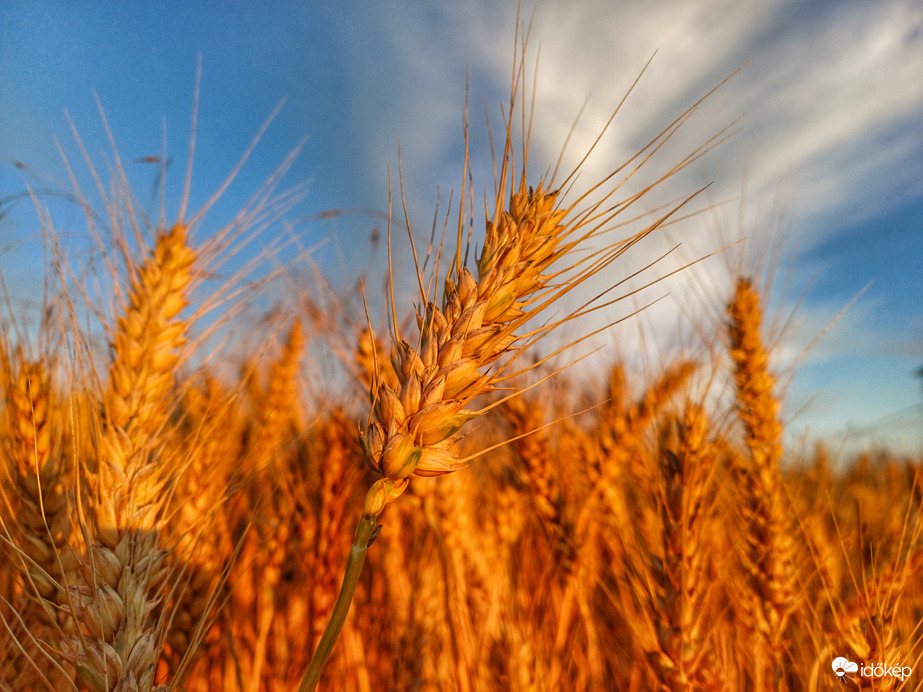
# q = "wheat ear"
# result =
<box><xmin>652</xmin><ymin>402</ymin><xmax>715</xmax><ymax>689</ymax></box>
<box><xmin>726</xmin><ymin>277</ymin><xmax>797</xmax><ymax>689</ymax></box>
<box><xmin>70</xmin><ymin>223</ymin><xmax>195</xmax><ymax>692</ymax></box>
<box><xmin>4</xmin><ymin>354</ymin><xmax>71</xmax><ymax>620</ymax></box>
<box><xmin>1</xmin><ymin>350</ymin><xmax>77</xmax><ymax>688</ymax></box>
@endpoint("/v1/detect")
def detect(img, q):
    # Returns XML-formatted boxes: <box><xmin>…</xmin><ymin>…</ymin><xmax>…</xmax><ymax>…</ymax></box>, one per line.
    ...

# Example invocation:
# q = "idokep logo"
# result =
<box><xmin>832</xmin><ymin>656</ymin><xmax>912</xmax><ymax>683</ymax></box>
<box><xmin>832</xmin><ymin>657</ymin><xmax>858</xmax><ymax>681</ymax></box>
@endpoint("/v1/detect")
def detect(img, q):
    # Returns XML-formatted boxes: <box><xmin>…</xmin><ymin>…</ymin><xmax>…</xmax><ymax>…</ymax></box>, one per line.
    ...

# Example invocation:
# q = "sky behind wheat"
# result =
<box><xmin>1</xmin><ymin>0</ymin><xmax>922</xmax><ymax>456</ymax></box>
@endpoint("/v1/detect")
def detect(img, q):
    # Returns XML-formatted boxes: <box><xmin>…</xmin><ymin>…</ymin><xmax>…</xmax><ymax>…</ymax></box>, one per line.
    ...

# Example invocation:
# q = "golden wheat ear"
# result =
<box><xmin>63</xmin><ymin>223</ymin><xmax>197</xmax><ymax>692</ymax></box>
<box><xmin>726</xmin><ymin>277</ymin><xmax>798</xmax><ymax>688</ymax></box>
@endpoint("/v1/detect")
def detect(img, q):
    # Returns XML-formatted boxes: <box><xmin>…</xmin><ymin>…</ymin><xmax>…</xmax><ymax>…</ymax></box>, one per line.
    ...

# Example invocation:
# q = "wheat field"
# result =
<box><xmin>1</xmin><ymin>31</ymin><xmax>921</xmax><ymax>692</ymax></box>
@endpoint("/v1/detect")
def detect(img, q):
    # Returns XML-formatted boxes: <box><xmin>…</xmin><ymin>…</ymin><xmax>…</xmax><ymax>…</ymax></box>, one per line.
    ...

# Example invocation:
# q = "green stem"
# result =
<box><xmin>298</xmin><ymin>512</ymin><xmax>378</xmax><ymax>692</ymax></box>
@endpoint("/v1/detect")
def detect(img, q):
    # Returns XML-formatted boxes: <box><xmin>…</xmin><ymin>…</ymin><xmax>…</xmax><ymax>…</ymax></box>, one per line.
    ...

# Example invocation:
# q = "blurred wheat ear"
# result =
<box><xmin>726</xmin><ymin>276</ymin><xmax>798</xmax><ymax>688</ymax></box>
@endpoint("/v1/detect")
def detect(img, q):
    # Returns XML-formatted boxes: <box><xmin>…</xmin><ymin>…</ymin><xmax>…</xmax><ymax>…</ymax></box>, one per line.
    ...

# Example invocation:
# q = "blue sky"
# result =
<box><xmin>1</xmin><ymin>1</ymin><xmax>921</xmax><ymax>457</ymax></box>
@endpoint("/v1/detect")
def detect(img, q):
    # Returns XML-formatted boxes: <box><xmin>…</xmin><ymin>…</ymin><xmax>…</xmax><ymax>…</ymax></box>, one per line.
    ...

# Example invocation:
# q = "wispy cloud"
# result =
<box><xmin>354</xmin><ymin>0</ymin><xmax>923</xmax><ymax>452</ymax></box>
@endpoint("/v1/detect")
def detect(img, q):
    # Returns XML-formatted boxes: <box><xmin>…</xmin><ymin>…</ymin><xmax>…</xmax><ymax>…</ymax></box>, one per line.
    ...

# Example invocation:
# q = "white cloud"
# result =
<box><xmin>353</xmin><ymin>0</ymin><xmax>919</xmax><ymax>294</ymax></box>
<box><xmin>356</xmin><ymin>0</ymin><xmax>922</xmax><ymax>452</ymax></box>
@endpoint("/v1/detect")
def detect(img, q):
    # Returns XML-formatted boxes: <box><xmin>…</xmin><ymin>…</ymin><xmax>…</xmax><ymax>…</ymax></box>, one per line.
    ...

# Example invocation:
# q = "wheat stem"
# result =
<box><xmin>299</xmin><ymin>512</ymin><xmax>378</xmax><ymax>692</ymax></box>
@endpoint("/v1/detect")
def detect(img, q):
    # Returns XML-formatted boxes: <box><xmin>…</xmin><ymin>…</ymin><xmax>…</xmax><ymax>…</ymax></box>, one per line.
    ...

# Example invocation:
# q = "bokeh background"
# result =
<box><xmin>1</xmin><ymin>0</ymin><xmax>921</xmax><ymax>455</ymax></box>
